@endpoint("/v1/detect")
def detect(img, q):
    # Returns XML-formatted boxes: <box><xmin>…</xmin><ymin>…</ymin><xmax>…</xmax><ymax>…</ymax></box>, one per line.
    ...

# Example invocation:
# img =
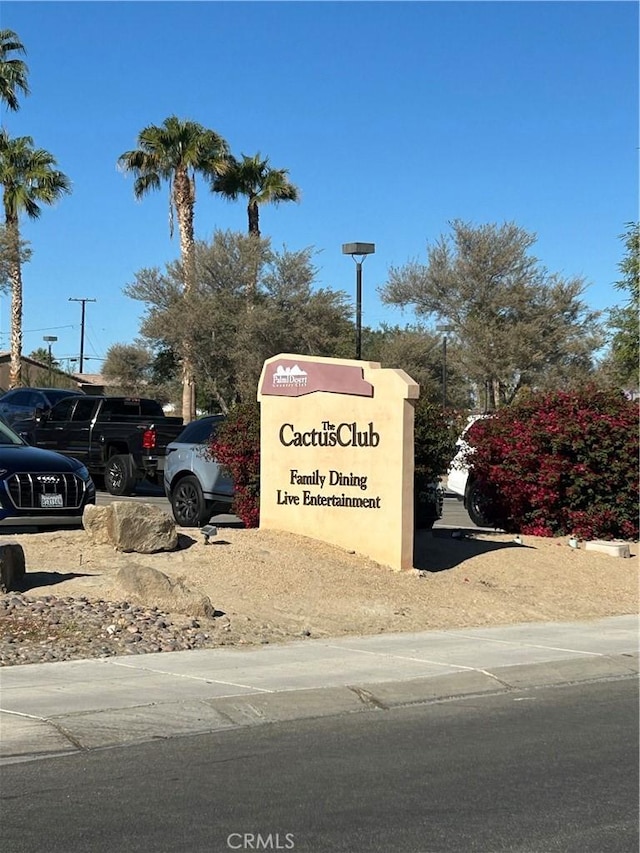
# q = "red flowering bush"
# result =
<box><xmin>465</xmin><ymin>387</ymin><xmax>639</xmax><ymax>539</ymax></box>
<box><xmin>210</xmin><ymin>402</ymin><xmax>260</xmax><ymax>528</ymax></box>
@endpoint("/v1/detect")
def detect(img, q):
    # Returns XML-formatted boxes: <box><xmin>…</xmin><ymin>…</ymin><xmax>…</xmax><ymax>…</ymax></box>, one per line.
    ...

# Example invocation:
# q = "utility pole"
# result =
<box><xmin>68</xmin><ymin>297</ymin><xmax>96</xmax><ymax>373</ymax></box>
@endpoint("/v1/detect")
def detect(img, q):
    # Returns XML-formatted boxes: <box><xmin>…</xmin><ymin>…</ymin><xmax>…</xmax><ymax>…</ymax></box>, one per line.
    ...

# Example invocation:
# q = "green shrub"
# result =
<box><xmin>414</xmin><ymin>399</ymin><xmax>465</xmax><ymax>481</ymax></box>
<box><xmin>413</xmin><ymin>399</ymin><xmax>465</xmax><ymax>528</ymax></box>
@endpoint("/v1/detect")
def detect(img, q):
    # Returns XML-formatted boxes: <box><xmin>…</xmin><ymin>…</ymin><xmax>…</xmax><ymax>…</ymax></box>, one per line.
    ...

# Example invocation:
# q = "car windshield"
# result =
<box><xmin>45</xmin><ymin>389</ymin><xmax>83</xmax><ymax>405</ymax></box>
<box><xmin>176</xmin><ymin>416</ymin><xmax>224</xmax><ymax>444</ymax></box>
<box><xmin>0</xmin><ymin>417</ymin><xmax>26</xmax><ymax>446</ymax></box>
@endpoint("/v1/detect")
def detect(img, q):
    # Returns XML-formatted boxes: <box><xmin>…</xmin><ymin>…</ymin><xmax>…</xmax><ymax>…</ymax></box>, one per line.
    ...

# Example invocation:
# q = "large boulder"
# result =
<box><xmin>115</xmin><ymin>563</ymin><xmax>214</xmax><ymax>618</ymax></box>
<box><xmin>83</xmin><ymin>502</ymin><xmax>179</xmax><ymax>553</ymax></box>
<box><xmin>0</xmin><ymin>541</ymin><xmax>25</xmax><ymax>593</ymax></box>
<box><xmin>82</xmin><ymin>504</ymin><xmax>113</xmax><ymax>545</ymax></box>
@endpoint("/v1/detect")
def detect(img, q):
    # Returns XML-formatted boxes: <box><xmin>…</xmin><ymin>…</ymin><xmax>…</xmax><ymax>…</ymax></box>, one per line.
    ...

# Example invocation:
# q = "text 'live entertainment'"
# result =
<box><xmin>276</xmin><ymin>467</ymin><xmax>382</xmax><ymax>509</ymax></box>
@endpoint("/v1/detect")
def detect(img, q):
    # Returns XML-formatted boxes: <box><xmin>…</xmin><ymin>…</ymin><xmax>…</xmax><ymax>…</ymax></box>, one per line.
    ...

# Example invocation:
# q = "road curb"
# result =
<box><xmin>1</xmin><ymin>653</ymin><xmax>636</xmax><ymax>764</ymax></box>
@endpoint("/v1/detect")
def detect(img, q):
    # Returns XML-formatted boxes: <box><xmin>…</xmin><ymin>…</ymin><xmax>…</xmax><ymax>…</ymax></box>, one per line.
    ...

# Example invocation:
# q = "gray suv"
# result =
<box><xmin>163</xmin><ymin>415</ymin><xmax>234</xmax><ymax>527</ymax></box>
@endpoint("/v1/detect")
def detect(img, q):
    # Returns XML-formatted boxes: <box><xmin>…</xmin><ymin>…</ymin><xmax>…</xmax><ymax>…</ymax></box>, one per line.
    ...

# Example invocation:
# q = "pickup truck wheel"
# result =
<box><xmin>466</xmin><ymin>480</ymin><xmax>495</xmax><ymax>528</ymax></box>
<box><xmin>104</xmin><ymin>454</ymin><xmax>137</xmax><ymax>496</ymax></box>
<box><xmin>171</xmin><ymin>475</ymin><xmax>212</xmax><ymax>527</ymax></box>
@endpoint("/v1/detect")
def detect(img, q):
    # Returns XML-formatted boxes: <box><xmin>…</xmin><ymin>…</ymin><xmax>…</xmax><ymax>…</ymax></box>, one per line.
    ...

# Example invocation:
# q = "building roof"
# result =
<box><xmin>73</xmin><ymin>373</ymin><xmax>106</xmax><ymax>385</ymax></box>
<box><xmin>0</xmin><ymin>352</ymin><xmax>106</xmax><ymax>389</ymax></box>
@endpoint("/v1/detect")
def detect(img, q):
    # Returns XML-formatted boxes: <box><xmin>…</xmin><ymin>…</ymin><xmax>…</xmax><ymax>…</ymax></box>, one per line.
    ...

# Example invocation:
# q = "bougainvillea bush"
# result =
<box><xmin>210</xmin><ymin>402</ymin><xmax>261</xmax><ymax>528</ymax></box>
<box><xmin>465</xmin><ymin>387</ymin><xmax>639</xmax><ymax>540</ymax></box>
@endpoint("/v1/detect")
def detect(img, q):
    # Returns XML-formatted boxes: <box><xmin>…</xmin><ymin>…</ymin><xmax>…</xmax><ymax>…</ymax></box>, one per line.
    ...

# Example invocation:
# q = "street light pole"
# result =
<box><xmin>42</xmin><ymin>335</ymin><xmax>57</xmax><ymax>385</ymax></box>
<box><xmin>342</xmin><ymin>242</ymin><xmax>375</xmax><ymax>360</ymax></box>
<box><xmin>355</xmin><ymin>258</ymin><xmax>363</xmax><ymax>360</ymax></box>
<box><xmin>442</xmin><ymin>334</ymin><xmax>447</xmax><ymax>407</ymax></box>
<box><xmin>436</xmin><ymin>324</ymin><xmax>455</xmax><ymax>409</ymax></box>
<box><xmin>68</xmin><ymin>297</ymin><xmax>96</xmax><ymax>373</ymax></box>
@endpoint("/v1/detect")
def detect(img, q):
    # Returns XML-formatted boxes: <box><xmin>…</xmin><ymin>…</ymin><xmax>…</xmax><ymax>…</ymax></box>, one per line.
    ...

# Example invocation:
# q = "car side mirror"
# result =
<box><xmin>34</xmin><ymin>407</ymin><xmax>47</xmax><ymax>423</ymax></box>
<box><xmin>19</xmin><ymin>431</ymin><xmax>31</xmax><ymax>444</ymax></box>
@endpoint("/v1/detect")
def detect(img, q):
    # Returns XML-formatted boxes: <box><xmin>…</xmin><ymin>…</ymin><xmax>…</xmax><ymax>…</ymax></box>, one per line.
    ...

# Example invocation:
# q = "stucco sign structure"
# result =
<box><xmin>257</xmin><ymin>354</ymin><xmax>419</xmax><ymax>571</ymax></box>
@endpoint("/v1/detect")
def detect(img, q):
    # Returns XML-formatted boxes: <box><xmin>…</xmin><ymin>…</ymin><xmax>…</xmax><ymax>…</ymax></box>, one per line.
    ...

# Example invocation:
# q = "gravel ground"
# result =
<box><xmin>0</xmin><ymin>593</ymin><xmax>302</xmax><ymax>667</ymax></box>
<box><xmin>0</xmin><ymin>594</ymin><xmax>232</xmax><ymax>666</ymax></box>
<box><xmin>0</xmin><ymin>525</ymin><xmax>637</xmax><ymax>667</ymax></box>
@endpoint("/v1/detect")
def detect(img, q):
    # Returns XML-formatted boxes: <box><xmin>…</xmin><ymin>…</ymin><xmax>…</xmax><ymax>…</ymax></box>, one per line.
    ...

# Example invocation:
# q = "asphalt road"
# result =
<box><xmin>1</xmin><ymin>678</ymin><xmax>637</xmax><ymax>853</ymax></box>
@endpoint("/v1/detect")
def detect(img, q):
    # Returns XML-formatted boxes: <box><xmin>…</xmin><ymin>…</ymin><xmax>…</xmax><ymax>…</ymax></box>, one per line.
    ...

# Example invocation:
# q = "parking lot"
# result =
<box><xmin>96</xmin><ymin>485</ymin><xmax>480</xmax><ymax>531</ymax></box>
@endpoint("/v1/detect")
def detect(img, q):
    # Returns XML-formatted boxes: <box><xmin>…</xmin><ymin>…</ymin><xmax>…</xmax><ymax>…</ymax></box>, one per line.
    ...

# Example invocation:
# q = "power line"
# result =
<box><xmin>23</xmin><ymin>324</ymin><xmax>76</xmax><ymax>333</ymax></box>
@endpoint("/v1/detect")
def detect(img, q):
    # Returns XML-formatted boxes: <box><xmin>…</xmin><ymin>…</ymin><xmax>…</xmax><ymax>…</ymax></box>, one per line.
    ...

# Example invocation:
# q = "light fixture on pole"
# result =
<box><xmin>342</xmin><ymin>242</ymin><xmax>375</xmax><ymax>360</ymax></box>
<box><xmin>42</xmin><ymin>335</ymin><xmax>58</xmax><ymax>385</ymax></box>
<box><xmin>435</xmin><ymin>324</ymin><xmax>455</xmax><ymax>409</ymax></box>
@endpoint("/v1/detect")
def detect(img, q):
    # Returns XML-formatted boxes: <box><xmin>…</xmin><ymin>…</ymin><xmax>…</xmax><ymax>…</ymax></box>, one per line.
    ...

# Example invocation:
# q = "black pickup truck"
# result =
<box><xmin>13</xmin><ymin>395</ymin><xmax>184</xmax><ymax>496</ymax></box>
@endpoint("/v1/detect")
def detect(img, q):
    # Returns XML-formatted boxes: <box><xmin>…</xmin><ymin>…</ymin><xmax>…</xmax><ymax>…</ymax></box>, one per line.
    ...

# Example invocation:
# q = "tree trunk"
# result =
<box><xmin>7</xmin><ymin>218</ymin><xmax>22</xmax><ymax>388</ymax></box>
<box><xmin>247</xmin><ymin>201</ymin><xmax>260</xmax><ymax>307</ymax></box>
<box><xmin>247</xmin><ymin>200</ymin><xmax>260</xmax><ymax>237</ymax></box>
<box><xmin>174</xmin><ymin>169</ymin><xmax>197</xmax><ymax>423</ymax></box>
<box><xmin>181</xmin><ymin>361</ymin><xmax>196</xmax><ymax>424</ymax></box>
<box><xmin>212</xmin><ymin>387</ymin><xmax>229</xmax><ymax>416</ymax></box>
<box><xmin>486</xmin><ymin>378</ymin><xmax>496</xmax><ymax>411</ymax></box>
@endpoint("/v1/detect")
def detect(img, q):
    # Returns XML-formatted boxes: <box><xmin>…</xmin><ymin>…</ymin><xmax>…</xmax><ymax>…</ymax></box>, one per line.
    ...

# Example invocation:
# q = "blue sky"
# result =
<box><xmin>1</xmin><ymin>1</ymin><xmax>637</xmax><ymax>372</ymax></box>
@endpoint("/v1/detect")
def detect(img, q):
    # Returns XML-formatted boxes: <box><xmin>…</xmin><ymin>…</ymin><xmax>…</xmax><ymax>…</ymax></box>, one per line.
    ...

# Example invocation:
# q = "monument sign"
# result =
<box><xmin>257</xmin><ymin>354</ymin><xmax>418</xmax><ymax>571</ymax></box>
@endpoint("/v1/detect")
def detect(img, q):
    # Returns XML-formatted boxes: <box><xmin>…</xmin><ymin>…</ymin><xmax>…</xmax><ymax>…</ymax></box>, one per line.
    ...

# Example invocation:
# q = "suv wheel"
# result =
<box><xmin>171</xmin><ymin>475</ymin><xmax>212</xmax><ymax>527</ymax></box>
<box><xmin>466</xmin><ymin>480</ymin><xmax>496</xmax><ymax>528</ymax></box>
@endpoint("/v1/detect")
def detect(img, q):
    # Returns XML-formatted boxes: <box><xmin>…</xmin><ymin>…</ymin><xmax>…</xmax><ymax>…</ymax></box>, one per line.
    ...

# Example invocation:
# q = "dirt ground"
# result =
<box><xmin>8</xmin><ymin>522</ymin><xmax>639</xmax><ymax>644</ymax></box>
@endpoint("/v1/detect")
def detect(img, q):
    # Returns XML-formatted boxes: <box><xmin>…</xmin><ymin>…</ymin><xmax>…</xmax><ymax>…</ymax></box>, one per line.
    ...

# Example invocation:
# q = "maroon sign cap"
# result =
<box><xmin>261</xmin><ymin>359</ymin><xmax>373</xmax><ymax>398</ymax></box>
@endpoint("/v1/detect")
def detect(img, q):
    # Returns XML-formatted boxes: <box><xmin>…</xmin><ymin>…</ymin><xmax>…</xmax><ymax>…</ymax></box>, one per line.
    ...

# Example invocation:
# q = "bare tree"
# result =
<box><xmin>125</xmin><ymin>231</ymin><xmax>352</xmax><ymax>412</ymax></box>
<box><xmin>380</xmin><ymin>220</ymin><xmax>603</xmax><ymax>407</ymax></box>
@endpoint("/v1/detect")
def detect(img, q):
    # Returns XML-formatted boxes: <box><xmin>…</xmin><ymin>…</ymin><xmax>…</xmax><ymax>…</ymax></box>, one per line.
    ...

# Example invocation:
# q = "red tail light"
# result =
<box><xmin>142</xmin><ymin>428</ymin><xmax>156</xmax><ymax>449</ymax></box>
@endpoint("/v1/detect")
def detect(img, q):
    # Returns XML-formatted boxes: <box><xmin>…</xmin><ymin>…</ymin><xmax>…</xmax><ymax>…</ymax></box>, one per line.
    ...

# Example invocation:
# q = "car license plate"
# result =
<box><xmin>40</xmin><ymin>493</ymin><xmax>64</xmax><ymax>508</ymax></box>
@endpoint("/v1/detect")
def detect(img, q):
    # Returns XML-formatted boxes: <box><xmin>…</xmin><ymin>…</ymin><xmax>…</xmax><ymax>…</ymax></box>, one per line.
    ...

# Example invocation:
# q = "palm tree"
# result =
<box><xmin>0</xmin><ymin>131</ymin><xmax>70</xmax><ymax>387</ymax></box>
<box><xmin>212</xmin><ymin>153</ymin><xmax>299</xmax><ymax>237</ymax></box>
<box><xmin>0</xmin><ymin>29</ymin><xmax>29</xmax><ymax>111</ymax></box>
<box><xmin>29</xmin><ymin>345</ymin><xmax>59</xmax><ymax>369</ymax></box>
<box><xmin>118</xmin><ymin>116</ymin><xmax>229</xmax><ymax>422</ymax></box>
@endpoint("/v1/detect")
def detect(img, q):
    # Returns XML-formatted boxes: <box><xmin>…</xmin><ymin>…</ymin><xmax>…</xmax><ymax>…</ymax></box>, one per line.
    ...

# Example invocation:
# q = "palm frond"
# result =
<box><xmin>133</xmin><ymin>172</ymin><xmax>162</xmax><ymax>199</ymax></box>
<box><xmin>119</xmin><ymin>116</ymin><xmax>230</xmax><ymax>215</ymax></box>
<box><xmin>211</xmin><ymin>152</ymin><xmax>299</xmax><ymax>233</ymax></box>
<box><xmin>0</xmin><ymin>29</ymin><xmax>29</xmax><ymax>110</ymax></box>
<box><xmin>0</xmin><ymin>133</ymin><xmax>70</xmax><ymax>219</ymax></box>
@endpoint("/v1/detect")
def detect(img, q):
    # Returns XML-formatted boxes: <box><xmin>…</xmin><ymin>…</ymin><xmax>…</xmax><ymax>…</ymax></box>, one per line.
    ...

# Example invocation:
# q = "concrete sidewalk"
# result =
<box><xmin>1</xmin><ymin>614</ymin><xmax>637</xmax><ymax>765</ymax></box>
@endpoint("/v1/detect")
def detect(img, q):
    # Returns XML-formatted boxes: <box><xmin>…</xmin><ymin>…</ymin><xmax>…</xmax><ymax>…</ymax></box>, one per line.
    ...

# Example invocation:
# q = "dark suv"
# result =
<box><xmin>0</xmin><ymin>387</ymin><xmax>85</xmax><ymax>428</ymax></box>
<box><xmin>0</xmin><ymin>417</ymin><xmax>95</xmax><ymax>527</ymax></box>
